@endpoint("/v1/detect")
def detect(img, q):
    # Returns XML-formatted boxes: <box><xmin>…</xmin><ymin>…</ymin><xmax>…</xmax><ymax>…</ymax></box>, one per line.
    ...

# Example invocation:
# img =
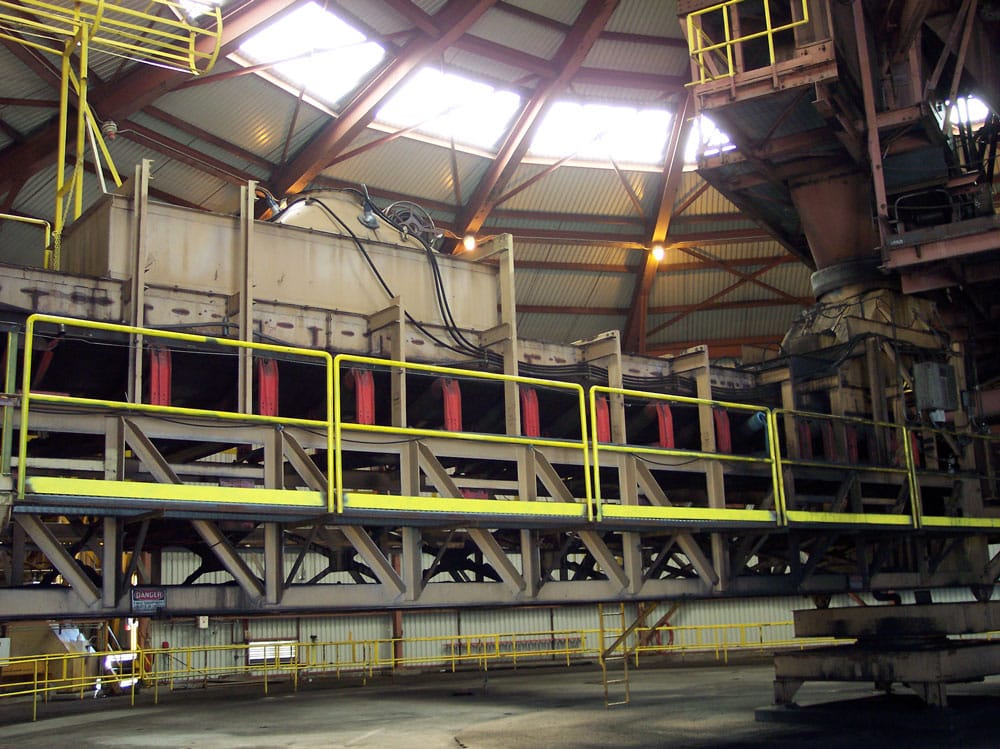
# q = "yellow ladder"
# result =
<box><xmin>598</xmin><ymin>602</ymin><xmax>630</xmax><ymax>707</ymax></box>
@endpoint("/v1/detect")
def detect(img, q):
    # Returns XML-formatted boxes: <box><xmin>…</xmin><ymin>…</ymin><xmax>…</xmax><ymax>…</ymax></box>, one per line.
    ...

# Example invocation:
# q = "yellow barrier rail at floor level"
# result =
<box><xmin>0</xmin><ymin>621</ymin><xmax>859</xmax><ymax>720</ymax></box>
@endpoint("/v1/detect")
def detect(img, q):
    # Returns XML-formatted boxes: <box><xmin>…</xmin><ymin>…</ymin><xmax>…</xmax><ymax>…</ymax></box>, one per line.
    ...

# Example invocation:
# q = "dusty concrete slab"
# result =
<box><xmin>0</xmin><ymin>661</ymin><xmax>997</xmax><ymax>748</ymax></box>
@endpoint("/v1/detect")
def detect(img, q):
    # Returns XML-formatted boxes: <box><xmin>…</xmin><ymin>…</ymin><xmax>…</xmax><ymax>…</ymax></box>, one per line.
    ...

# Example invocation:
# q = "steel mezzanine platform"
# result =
<box><xmin>1</xmin><ymin>313</ymin><xmax>998</xmax><ymax>620</ymax></box>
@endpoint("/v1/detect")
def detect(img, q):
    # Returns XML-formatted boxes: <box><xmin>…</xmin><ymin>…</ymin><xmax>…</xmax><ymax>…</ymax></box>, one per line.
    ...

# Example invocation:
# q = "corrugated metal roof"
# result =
<box><xmin>335</xmin><ymin>0</ymin><xmax>418</xmax><ymax>35</ymax></box>
<box><xmin>126</xmin><ymin>111</ymin><xmax>270</xmax><ymax>182</ymax></box>
<box><xmin>650</xmin><ymin>257</ymin><xmax>810</xmax><ymax>305</ymax></box>
<box><xmin>10</xmin><ymin>163</ymin><xmax>109</xmax><ymax>226</ymax></box>
<box><xmin>321</xmin><ymin>136</ymin><xmax>486</xmax><ymax>208</ymax></box>
<box><xmin>566</xmin><ymin>82</ymin><xmax>675</xmax><ymax>106</ymax></box>
<box><xmin>470</xmin><ymin>9</ymin><xmax>567</xmax><ymax>61</ymax></box>
<box><xmin>676</xmin><ymin>172</ymin><xmax>741</xmax><ymax>214</ymax></box>
<box><xmin>156</xmin><ymin>65</ymin><xmax>328</xmax><ymax>162</ymax></box>
<box><xmin>518</xmin><ymin>310</ymin><xmax>625</xmax><ymax>344</ymax></box>
<box><xmin>443</xmin><ymin>47</ymin><xmax>541</xmax><ymax>89</ymax></box>
<box><xmin>606</xmin><ymin>0</ymin><xmax>682</xmax><ymax>37</ymax></box>
<box><xmin>517</xmin><ymin>267</ymin><xmax>633</xmax><ymax>308</ymax></box>
<box><xmin>103</xmin><ymin>136</ymin><xmax>241</xmax><ymax>211</ymax></box>
<box><xmin>502</xmin><ymin>0</ymin><xmax>584</xmax><ymax>26</ymax></box>
<box><xmin>0</xmin><ymin>47</ymin><xmax>59</xmax><ymax>138</ymax></box>
<box><xmin>583</xmin><ymin>39</ymin><xmax>689</xmax><ymax>77</ymax></box>
<box><xmin>647</xmin><ymin>304</ymin><xmax>801</xmax><ymax>345</ymax></box>
<box><xmin>513</xmin><ymin>241</ymin><xmax>636</xmax><ymax>266</ymax></box>
<box><xmin>0</xmin><ymin>219</ymin><xmax>47</xmax><ymax>268</ymax></box>
<box><xmin>495</xmin><ymin>163</ymin><xmax>655</xmax><ymax>215</ymax></box>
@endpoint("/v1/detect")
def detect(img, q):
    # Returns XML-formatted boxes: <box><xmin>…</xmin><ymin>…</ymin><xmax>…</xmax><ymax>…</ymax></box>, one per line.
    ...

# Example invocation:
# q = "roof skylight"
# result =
<box><xmin>238</xmin><ymin>1</ymin><xmax>385</xmax><ymax>107</ymax></box>
<box><xmin>529</xmin><ymin>102</ymin><xmax>673</xmax><ymax>164</ymax></box>
<box><xmin>685</xmin><ymin>114</ymin><xmax>734</xmax><ymax>164</ymax></box>
<box><xmin>375</xmin><ymin>68</ymin><xmax>521</xmax><ymax>150</ymax></box>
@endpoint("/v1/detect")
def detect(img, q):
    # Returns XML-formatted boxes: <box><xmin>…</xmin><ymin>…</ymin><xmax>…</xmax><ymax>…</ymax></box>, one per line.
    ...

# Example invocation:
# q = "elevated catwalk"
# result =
<box><xmin>0</xmin><ymin>169</ymin><xmax>996</xmax><ymax>620</ymax></box>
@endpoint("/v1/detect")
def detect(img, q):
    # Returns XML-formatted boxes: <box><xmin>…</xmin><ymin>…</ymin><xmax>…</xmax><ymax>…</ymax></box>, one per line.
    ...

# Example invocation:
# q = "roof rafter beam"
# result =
<box><xmin>121</xmin><ymin>120</ymin><xmax>261</xmax><ymax>186</ymax></box>
<box><xmin>623</xmin><ymin>92</ymin><xmax>693</xmax><ymax>352</ymax></box>
<box><xmin>646</xmin><ymin>335</ymin><xmax>783</xmax><ymax>357</ymax></box>
<box><xmin>509</xmin><ymin>254</ymin><xmax>798</xmax><ymax>274</ymax></box>
<box><xmin>454</xmin><ymin>0</ymin><xmax>621</xmax><ymax>242</ymax></box>
<box><xmin>270</xmin><ymin>0</ymin><xmax>497</xmax><ymax>197</ymax></box>
<box><xmin>380</xmin><ymin>0</ymin><xmax>441</xmax><ymax>35</ymax></box>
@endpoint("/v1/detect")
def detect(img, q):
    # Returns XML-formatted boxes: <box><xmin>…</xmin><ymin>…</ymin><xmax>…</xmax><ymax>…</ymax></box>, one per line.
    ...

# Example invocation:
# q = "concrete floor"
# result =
<box><xmin>1</xmin><ymin>658</ymin><xmax>999</xmax><ymax>748</ymax></box>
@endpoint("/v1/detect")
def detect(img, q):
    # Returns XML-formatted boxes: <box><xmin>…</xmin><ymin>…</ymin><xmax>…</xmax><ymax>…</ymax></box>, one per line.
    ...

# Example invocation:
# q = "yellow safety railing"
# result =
<box><xmin>1</xmin><ymin>621</ymin><xmax>855</xmax><ymax>720</ymax></box>
<box><xmin>774</xmin><ymin>409</ymin><xmax>919</xmax><ymax>527</ymax></box>
<box><xmin>11</xmin><ymin>316</ymin><xmax>1000</xmax><ymax>534</ymax></box>
<box><xmin>0</xmin><ymin>646</ymin><xmax>140</xmax><ymax>721</ymax></box>
<box><xmin>633</xmin><ymin>620</ymin><xmax>845</xmax><ymax>665</ymax></box>
<box><xmin>686</xmin><ymin>0</ymin><xmax>810</xmax><ymax>85</ymax></box>
<box><xmin>0</xmin><ymin>0</ymin><xmax>222</xmax><ymax>269</ymax></box>
<box><xmin>0</xmin><ymin>214</ymin><xmax>51</xmax><ymax>268</ymax></box>
<box><xmin>0</xmin><ymin>0</ymin><xmax>222</xmax><ymax>75</ymax></box>
<box><xmin>333</xmin><ymin>354</ymin><xmax>593</xmax><ymax>519</ymax></box>
<box><xmin>589</xmin><ymin>386</ymin><xmax>784</xmax><ymax>525</ymax></box>
<box><xmin>18</xmin><ymin>314</ymin><xmax>334</xmax><ymax>511</ymax></box>
<box><xmin>908</xmin><ymin>424</ymin><xmax>1000</xmax><ymax>530</ymax></box>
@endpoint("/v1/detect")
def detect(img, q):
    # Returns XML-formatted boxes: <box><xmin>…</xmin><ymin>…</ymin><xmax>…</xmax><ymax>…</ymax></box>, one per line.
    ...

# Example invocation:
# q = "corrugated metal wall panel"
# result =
<box><xmin>401</xmin><ymin>610</ymin><xmax>460</xmax><ymax>663</ymax></box>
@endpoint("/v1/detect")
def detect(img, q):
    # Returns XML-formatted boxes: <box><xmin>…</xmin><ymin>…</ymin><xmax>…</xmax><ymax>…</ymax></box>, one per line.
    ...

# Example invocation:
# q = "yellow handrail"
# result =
<box><xmin>10</xmin><ymin>316</ymin><xmax>998</xmax><ymax>531</ymax></box>
<box><xmin>18</xmin><ymin>314</ymin><xmax>334</xmax><ymax>509</ymax></box>
<box><xmin>0</xmin><ymin>214</ymin><xmax>51</xmax><ymax>267</ymax></box>
<box><xmin>0</xmin><ymin>620</ymin><xmax>859</xmax><ymax>719</ymax></box>
<box><xmin>333</xmin><ymin>353</ymin><xmax>593</xmax><ymax>518</ymax></box>
<box><xmin>588</xmin><ymin>385</ymin><xmax>783</xmax><ymax>524</ymax></box>
<box><xmin>686</xmin><ymin>0</ymin><xmax>811</xmax><ymax>84</ymax></box>
<box><xmin>774</xmin><ymin>408</ymin><xmax>920</xmax><ymax>527</ymax></box>
<box><xmin>907</xmin><ymin>423</ymin><xmax>1000</xmax><ymax>529</ymax></box>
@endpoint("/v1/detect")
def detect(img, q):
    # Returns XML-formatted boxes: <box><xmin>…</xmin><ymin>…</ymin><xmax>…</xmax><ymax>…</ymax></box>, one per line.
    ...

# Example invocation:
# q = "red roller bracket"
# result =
<box><xmin>713</xmin><ymin>407</ymin><xmax>732</xmax><ymax>454</ymax></box>
<box><xmin>648</xmin><ymin>402</ymin><xmax>674</xmax><ymax>448</ymax></box>
<box><xmin>148</xmin><ymin>345</ymin><xmax>172</xmax><ymax>406</ymax></box>
<box><xmin>348</xmin><ymin>369</ymin><xmax>375</xmax><ymax>425</ymax></box>
<box><xmin>434</xmin><ymin>377</ymin><xmax>463</xmax><ymax>432</ymax></box>
<box><xmin>256</xmin><ymin>358</ymin><xmax>279</xmax><ymax>417</ymax></box>
<box><xmin>594</xmin><ymin>396</ymin><xmax>611</xmax><ymax>443</ymax></box>
<box><xmin>519</xmin><ymin>386</ymin><xmax>540</xmax><ymax>438</ymax></box>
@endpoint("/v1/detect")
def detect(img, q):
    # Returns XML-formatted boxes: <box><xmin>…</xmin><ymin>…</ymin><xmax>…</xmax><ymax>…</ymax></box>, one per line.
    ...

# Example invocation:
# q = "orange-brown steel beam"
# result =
<box><xmin>623</xmin><ymin>93</ymin><xmax>694</xmax><ymax>352</ymax></box>
<box><xmin>269</xmin><ymin>0</ymin><xmax>496</xmax><ymax>197</ymax></box>
<box><xmin>646</xmin><ymin>335</ymin><xmax>784</xmax><ymax>358</ymax></box>
<box><xmin>453</xmin><ymin>0</ymin><xmax>620</xmax><ymax>243</ymax></box>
